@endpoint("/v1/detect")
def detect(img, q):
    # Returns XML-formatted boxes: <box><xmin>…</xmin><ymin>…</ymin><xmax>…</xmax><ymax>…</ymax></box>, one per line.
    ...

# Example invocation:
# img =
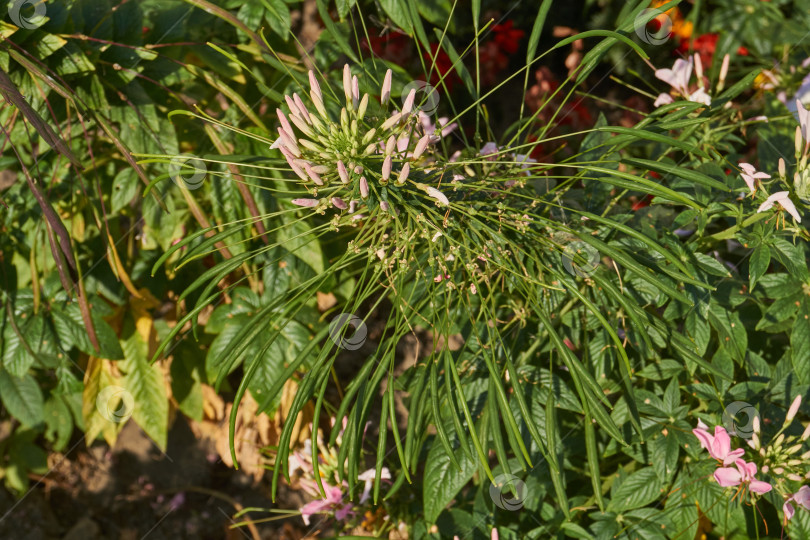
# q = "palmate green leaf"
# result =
<box><xmin>607</xmin><ymin>467</ymin><xmax>663</xmax><ymax>512</ymax></box>
<box><xmin>0</xmin><ymin>369</ymin><xmax>44</xmax><ymax>427</ymax></box>
<box><xmin>119</xmin><ymin>317</ymin><xmax>168</xmax><ymax>450</ymax></box>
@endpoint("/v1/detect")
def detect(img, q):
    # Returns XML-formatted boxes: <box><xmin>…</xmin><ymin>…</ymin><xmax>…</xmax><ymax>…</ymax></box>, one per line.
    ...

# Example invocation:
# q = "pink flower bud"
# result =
<box><xmin>396</xmin><ymin>163</ymin><xmax>410</xmax><ymax>185</ymax></box>
<box><xmin>360</xmin><ymin>176</ymin><xmax>369</xmax><ymax>199</ymax></box>
<box><xmin>292</xmin><ymin>198</ymin><xmax>318</xmax><ymax>207</ymax></box>
<box><xmin>382</xmin><ymin>155</ymin><xmax>392</xmax><ymax>181</ymax></box>
<box><xmin>402</xmin><ymin>88</ymin><xmax>416</xmax><ymax>115</ymax></box>
<box><xmin>276</xmin><ymin>109</ymin><xmax>293</xmax><ymax>136</ymax></box>
<box><xmin>308</xmin><ymin>70</ymin><xmax>322</xmax><ymax>102</ymax></box>
<box><xmin>285</xmin><ymin>95</ymin><xmax>301</xmax><ymax>117</ymax></box>
<box><xmin>337</xmin><ymin>160</ymin><xmax>350</xmax><ymax>184</ymax></box>
<box><xmin>343</xmin><ymin>64</ymin><xmax>352</xmax><ymax>102</ymax></box>
<box><xmin>426</xmin><ymin>186</ymin><xmax>449</xmax><ymax>206</ymax></box>
<box><xmin>303</xmin><ymin>163</ymin><xmax>323</xmax><ymax>185</ymax></box>
<box><xmin>352</xmin><ymin>75</ymin><xmax>360</xmax><ymax>108</ymax></box>
<box><xmin>293</xmin><ymin>93</ymin><xmax>311</xmax><ymax>123</ymax></box>
<box><xmin>380</xmin><ymin>201</ymin><xmax>390</xmax><ymax>211</ymax></box>
<box><xmin>788</xmin><ymin>395</ymin><xmax>802</xmax><ymax>423</ymax></box>
<box><xmin>331</xmin><ymin>197</ymin><xmax>347</xmax><ymax>210</ymax></box>
<box><xmin>381</xmin><ymin>111</ymin><xmax>403</xmax><ymax>131</ymax></box>
<box><xmin>413</xmin><ymin>134</ymin><xmax>430</xmax><ymax>159</ymax></box>
<box><xmin>385</xmin><ymin>135</ymin><xmax>396</xmax><ymax>156</ymax></box>
<box><xmin>381</xmin><ymin>69</ymin><xmax>392</xmax><ymax>104</ymax></box>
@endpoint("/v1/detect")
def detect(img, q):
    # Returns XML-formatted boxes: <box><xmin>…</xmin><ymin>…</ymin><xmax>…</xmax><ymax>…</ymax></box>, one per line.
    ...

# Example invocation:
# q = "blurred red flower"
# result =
<box><xmin>677</xmin><ymin>33</ymin><xmax>750</xmax><ymax>67</ymax></box>
<box><xmin>361</xmin><ymin>33</ymin><xmax>412</xmax><ymax>65</ymax></box>
<box><xmin>492</xmin><ymin>20</ymin><xmax>524</xmax><ymax>55</ymax></box>
<box><xmin>424</xmin><ymin>43</ymin><xmax>460</xmax><ymax>91</ymax></box>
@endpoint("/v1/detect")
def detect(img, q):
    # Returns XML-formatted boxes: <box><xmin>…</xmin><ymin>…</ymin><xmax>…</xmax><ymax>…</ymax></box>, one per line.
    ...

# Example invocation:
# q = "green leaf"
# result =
<box><xmin>0</xmin><ymin>369</ymin><xmax>44</xmax><ymax>427</ymax></box>
<box><xmin>120</xmin><ymin>318</ymin><xmax>169</xmax><ymax>450</ymax></box>
<box><xmin>526</xmin><ymin>0</ymin><xmax>553</xmax><ymax>63</ymax></box>
<box><xmin>423</xmin><ymin>424</ymin><xmax>477</xmax><ymax>523</ymax></box>
<box><xmin>607</xmin><ymin>467</ymin><xmax>662</xmax><ymax>512</ymax></box>
<box><xmin>260</xmin><ymin>0</ymin><xmax>291</xmax><ymax>40</ymax></box>
<box><xmin>313</xmin><ymin>0</ymin><xmax>358</xmax><ymax>62</ymax></box>
<box><xmin>51</xmin><ymin>302</ymin><xmax>124</xmax><ymax>359</ymax></box>
<box><xmin>792</xmin><ymin>301</ymin><xmax>810</xmax><ymax>385</ymax></box>
<box><xmin>335</xmin><ymin>0</ymin><xmax>356</xmax><ymax>19</ymax></box>
<box><xmin>379</xmin><ymin>0</ymin><xmax>413</xmax><ymax>33</ymax></box>
<box><xmin>651</xmin><ymin>432</ymin><xmax>679</xmax><ymax>483</ymax></box>
<box><xmin>44</xmin><ymin>395</ymin><xmax>74</xmax><ymax>451</ymax></box>
<box><xmin>708</xmin><ymin>304</ymin><xmax>747</xmax><ymax>364</ymax></box>
<box><xmin>749</xmin><ymin>244</ymin><xmax>771</xmax><ymax>290</ymax></box>
<box><xmin>111</xmin><ymin>169</ymin><xmax>140</xmax><ymax>214</ymax></box>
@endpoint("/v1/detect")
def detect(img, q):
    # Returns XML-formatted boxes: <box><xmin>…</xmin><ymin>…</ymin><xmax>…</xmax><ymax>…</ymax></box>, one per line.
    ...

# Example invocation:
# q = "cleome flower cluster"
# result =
<box><xmin>692</xmin><ymin>394</ymin><xmax>810</xmax><ymax>527</ymax></box>
<box><xmin>271</xmin><ymin>64</ymin><xmax>451</xmax><ymax>214</ymax></box>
